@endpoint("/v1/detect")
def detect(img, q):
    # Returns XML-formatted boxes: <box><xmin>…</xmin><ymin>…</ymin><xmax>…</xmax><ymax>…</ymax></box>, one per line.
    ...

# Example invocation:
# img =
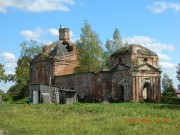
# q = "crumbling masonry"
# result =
<box><xmin>29</xmin><ymin>27</ymin><xmax>161</xmax><ymax>103</ymax></box>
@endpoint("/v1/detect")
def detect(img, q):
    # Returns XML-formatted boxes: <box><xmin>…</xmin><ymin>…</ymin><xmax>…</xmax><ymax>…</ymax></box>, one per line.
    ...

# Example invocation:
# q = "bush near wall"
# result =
<box><xmin>0</xmin><ymin>93</ymin><xmax>9</xmax><ymax>102</ymax></box>
<box><xmin>161</xmin><ymin>96</ymin><xmax>180</xmax><ymax>104</ymax></box>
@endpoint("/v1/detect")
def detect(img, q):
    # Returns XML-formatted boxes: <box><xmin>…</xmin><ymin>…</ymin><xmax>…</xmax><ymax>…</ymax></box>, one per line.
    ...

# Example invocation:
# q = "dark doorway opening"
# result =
<box><xmin>143</xmin><ymin>82</ymin><xmax>151</xmax><ymax>101</ymax></box>
<box><xmin>120</xmin><ymin>85</ymin><xmax>124</xmax><ymax>101</ymax></box>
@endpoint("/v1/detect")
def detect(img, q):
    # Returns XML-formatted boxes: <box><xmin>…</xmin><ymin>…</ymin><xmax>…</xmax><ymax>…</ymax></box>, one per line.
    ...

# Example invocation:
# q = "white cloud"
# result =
<box><xmin>70</xmin><ymin>30</ymin><xmax>74</xmax><ymax>38</ymax></box>
<box><xmin>157</xmin><ymin>53</ymin><xmax>171</xmax><ymax>61</ymax></box>
<box><xmin>159</xmin><ymin>62</ymin><xmax>176</xmax><ymax>70</ymax></box>
<box><xmin>147</xmin><ymin>1</ymin><xmax>180</xmax><ymax>13</ymax></box>
<box><xmin>20</xmin><ymin>27</ymin><xmax>45</xmax><ymax>41</ymax></box>
<box><xmin>126</xmin><ymin>36</ymin><xmax>155</xmax><ymax>44</ymax></box>
<box><xmin>4</xmin><ymin>63</ymin><xmax>17</xmax><ymax>69</ymax></box>
<box><xmin>0</xmin><ymin>0</ymin><xmax>75</xmax><ymax>13</ymax></box>
<box><xmin>125</xmin><ymin>36</ymin><xmax>175</xmax><ymax>53</ymax></box>
<box><xmin>49</xmin><ymin>28</ymin><xmax>59</xmax><ymax>37</ymax></box>
<box><xmin>20</xmin><ymin>27</ymin><xmax>54</xmax><ymax>45</ymax></box>
<box><xmin>0</xmin><ymin>52</ymin><xmax>17</xmax><ymax>74</ymax></box>
<box><xmin>20</xmin><ymin>27</ymin><xmax>76</xmax><ymax>45</ymax></box>
<box><xmin>0</xmin><ymin>52</ymin><xmax>17</xmax><ymax>62</ymax></box>
<box><xmin>146</xmin><ymin>42</ymin><xmax>175</xmax><ymax>53</ymax></box>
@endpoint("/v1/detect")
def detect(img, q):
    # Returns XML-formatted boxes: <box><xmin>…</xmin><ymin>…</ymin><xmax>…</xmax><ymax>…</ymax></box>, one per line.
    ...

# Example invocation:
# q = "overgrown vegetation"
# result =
<box><xmin>161</xmin><ymin>73</ymin><xmax>178</xmax><ymax>103</ymax></box>
<box><xmin>74</xmin><ymin>21</ymin><xmax>105</xmax><ymax>73</ymax></box>
<box><xmin>132</xmin><ymin>56</ymin><xmax>139</xmax><ymax>69</ymax></box>
<box><xmin>0</xmin><ymin>64</ymin><xmax>6</xmax><ymax>81</ymax></box>
<box><xmin>0</xmin><ymin>102</ymin><xmax>179</xmax><ymax>135</ymax></box>
<box><xmin>0</xmin><ymin>64</ymin><xmax>14</xmax><ymax>83</ymax></box>
<box><xmin>0</xmin><ymin>89</ymin><xmax>8</xmax><ymax>102</ymax></box>
<box><xmin>104</xmin><ymin>28</ymin><xmax>124</xmax><ymax>70</ymax></box>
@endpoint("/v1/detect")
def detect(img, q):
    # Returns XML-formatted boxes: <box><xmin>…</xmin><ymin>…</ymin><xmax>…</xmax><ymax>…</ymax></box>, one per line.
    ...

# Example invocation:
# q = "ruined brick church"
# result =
<box><xmin>29</xmin><ymin>27</ymin><xmax>161</xmax><ymax>103</ymax></box>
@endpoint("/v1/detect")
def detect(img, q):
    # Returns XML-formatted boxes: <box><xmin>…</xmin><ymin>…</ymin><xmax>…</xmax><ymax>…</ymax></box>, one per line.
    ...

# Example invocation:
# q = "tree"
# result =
<box><xmin>0</xmin><ymin>63</ymin><xmax>13</xmax><ymax>82</ymax></box>
<box><xmin>162</xmin><ymin>74</ymin><xmax>175</xmax><ymax>96</ymax></box>
<box><xmin>0</xmin><ymin>64</ymin><xmax>6</xmax><ymax>82</ymax></box>
<box><xmin>74</xmin><ymin>21</ymin><xmax>104</xmax><ymax>73</ymax></box>
<box><xmin>0</xmin><ymin>89</ymin><xmax>9</xmax><ymax>102</ymax></box>
<box><xmin>0</xmin><ymin>89</ymin><xmax>4</xmax><ymax>95</ymax></box>
<box><xmin>11</xmin><ymin>40</ymin><xmax>43</xmax><ymax>99</ymax></box>
<box><xmin>106</xmin><ymin>28</ymin><xmax>123</xmax><ymax>54</ymax></box>
<box><xmin>20</xmin><ymin>40</ymin><xmax>43</xmax><ymax>59</ymax></box>
<box><xmin>104</xmin><ymin>28</ymin><xmax>124</xmax><ymax>69</ymax></box>
<box><xmin>7</xmin><ymin>85</ymin><xmax>20</xmax><ymax>101</ymax></box>
<box><xmin>176</xmin><ymin>63</ymin><xmax>180</xmax><ymax>89</ymax></box>
<box><xmin>15</xmin><ymin>56</ymin><xmax>32</xmax><ymax>97</ymax></box>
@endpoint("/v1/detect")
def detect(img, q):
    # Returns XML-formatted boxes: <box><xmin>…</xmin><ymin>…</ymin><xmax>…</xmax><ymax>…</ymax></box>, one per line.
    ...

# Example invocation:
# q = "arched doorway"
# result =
<box><xmin>119</xmin><ymin>85</ymin><xmax>124</xmax><ymax>101</ymax></box>
<box><xmin>143</xmin><ymin>82</ymin><xmax>151</xmax><ymax>101</ymax></box>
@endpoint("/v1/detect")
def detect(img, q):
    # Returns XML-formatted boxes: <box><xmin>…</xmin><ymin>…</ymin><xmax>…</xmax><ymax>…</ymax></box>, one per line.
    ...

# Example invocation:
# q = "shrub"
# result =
<box><xmin>2</xmin><ymin>93</ymin><xmax>8</xmax><ymax>102</ymax></box>
<box><xmin>161</xmin><ymin>96</ymin><xmax>180</xmax><ymax>104</ymax></box>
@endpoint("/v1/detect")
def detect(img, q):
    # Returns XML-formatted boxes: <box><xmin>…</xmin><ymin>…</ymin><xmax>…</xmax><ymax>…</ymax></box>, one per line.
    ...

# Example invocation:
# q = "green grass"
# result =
<box><xmin>0</xmin><ymin>102</ymin><xmax>180</xmax><ymax>135</ymax></box>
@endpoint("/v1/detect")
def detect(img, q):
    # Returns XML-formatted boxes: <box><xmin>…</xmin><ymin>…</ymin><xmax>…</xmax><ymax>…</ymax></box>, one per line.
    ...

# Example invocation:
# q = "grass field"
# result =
<box><xmin>0</xmin><ymin>102</ymin><xmax>180</xmax><ymax>135</ymax></box>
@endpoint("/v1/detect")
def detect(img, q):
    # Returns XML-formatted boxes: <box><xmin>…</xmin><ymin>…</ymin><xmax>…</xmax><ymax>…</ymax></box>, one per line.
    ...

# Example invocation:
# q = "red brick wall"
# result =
<box><xmin>53</xmin><ymin>72</ymin><xmax>112</xmax><ymax>102</ymax></box>
<box><xmin>53</xmin><ymin>47</ymin><xmax>79</xmax><ymax>76</ymax></box>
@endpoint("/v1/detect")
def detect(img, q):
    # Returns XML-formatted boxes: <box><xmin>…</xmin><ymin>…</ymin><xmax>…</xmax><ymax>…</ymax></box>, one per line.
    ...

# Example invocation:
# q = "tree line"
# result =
<box><xmin>0</xmin><ymin>20</ymin><xmax>180</xmax><ymax>102</ymax></box>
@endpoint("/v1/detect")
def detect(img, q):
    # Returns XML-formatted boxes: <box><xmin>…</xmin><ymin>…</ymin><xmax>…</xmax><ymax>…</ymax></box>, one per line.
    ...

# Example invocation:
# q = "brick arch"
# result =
<box><xmin>142</xmin><ymin>78</ymin><xmax>153</xmax><ymax>101</ymax></box>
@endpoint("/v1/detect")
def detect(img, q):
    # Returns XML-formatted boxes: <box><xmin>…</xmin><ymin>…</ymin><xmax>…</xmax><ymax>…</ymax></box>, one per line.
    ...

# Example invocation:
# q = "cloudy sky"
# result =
<box><xmin>0</xmin><ymin>0</ymin><xmax>180</xmax><ymax>92</ymax></box>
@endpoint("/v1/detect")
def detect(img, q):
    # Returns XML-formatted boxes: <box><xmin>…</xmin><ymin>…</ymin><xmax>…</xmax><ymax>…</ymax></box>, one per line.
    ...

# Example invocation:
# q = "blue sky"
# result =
<box><xmin>0</xmin><ymin>0</ymin><xmax>180</xmax><ymax>92</ymax></box>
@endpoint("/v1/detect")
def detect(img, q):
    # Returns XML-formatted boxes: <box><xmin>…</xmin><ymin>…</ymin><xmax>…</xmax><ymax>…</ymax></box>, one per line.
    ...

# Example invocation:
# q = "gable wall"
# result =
<box><xmin>131</xmin><ymin>55</ymin><xmax>159</xmax><ymax>69</ymax></box>
<box><xmin>30</xmin><ymin>60</ymin><xmax>53</xmax><ymax>85</ymax></box>
<box><xmin>131</xmin><ymin>71</ymin><xmax>161</xmax><ymax>102</ymax></box>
